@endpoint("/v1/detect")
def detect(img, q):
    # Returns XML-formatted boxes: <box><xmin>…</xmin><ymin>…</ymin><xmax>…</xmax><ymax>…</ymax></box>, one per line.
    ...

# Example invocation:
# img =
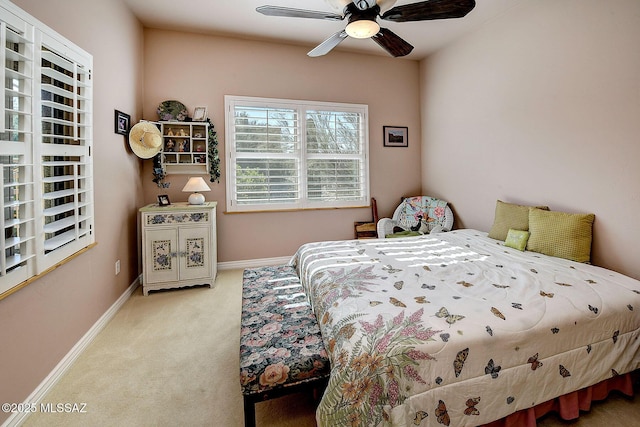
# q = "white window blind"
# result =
<box><xmin>225</xmin><ymin>96</ymin><xmax>369</xmax><ymax>212</ymax></box>
<box><xmin>0</xmin><ymin>0</ymin><xmax>93</xmax><ymax>298</ymax></box>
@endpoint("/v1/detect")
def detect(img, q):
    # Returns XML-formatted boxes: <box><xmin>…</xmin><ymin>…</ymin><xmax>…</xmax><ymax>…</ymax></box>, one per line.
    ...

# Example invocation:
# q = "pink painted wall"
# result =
<box><xmin>4</xmin><ymin>0</ymin><xmax>638</xmax><ymax>421</ymax></box>
<box><xmin>141</xmin><ymin>30</ymin><xmax>423</xmax><ymax>262</ymax></box>
<box><xmin>420</xmin><ymin>0</ymin><xmax>640</xmax><ymax>279</ymax></box>
<box><xmin>0</xmin><ymin>0</ymin><xmax>144</xmax><ymax>421</ymax></box>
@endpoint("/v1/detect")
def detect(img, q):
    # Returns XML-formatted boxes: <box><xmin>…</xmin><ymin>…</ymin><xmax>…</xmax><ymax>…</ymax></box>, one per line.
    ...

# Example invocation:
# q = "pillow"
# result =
<box><xmin>488</xmin><ymin>200</ymin><xmax>549</xmax><ymax>241</ymax></box>
<box><xmin>526</xmin><ymin>208</ymin><xmax>595</xmax><ymax>263</ymax></box>
<box><xmin>504</xmin><ymin>229</ymin><xmax>530</xmax><ymax>251</ymax></box>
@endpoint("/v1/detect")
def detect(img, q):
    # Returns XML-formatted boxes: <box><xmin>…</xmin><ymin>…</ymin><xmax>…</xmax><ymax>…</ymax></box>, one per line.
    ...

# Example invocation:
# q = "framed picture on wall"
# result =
<box><xmin>383</xmin><ymin>126</ymin><xmax>408</xmax><ymax>147</ymax></box>
<box><xmin>114</xmin><ymin>110</ymin><xmax>131</xmax><ymax>135</ymax></box>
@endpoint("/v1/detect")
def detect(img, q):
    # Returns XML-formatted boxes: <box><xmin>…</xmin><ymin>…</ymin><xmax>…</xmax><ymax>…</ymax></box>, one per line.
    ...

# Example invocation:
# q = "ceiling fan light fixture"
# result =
<box><xmin>345</xmin><ymin>19</ymin><xmax>380</xmax><ymax>38</ymax></box>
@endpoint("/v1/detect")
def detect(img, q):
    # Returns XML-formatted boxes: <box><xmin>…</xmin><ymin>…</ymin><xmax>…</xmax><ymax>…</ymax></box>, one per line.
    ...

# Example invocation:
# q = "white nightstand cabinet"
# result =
<box><xmin>140</xmin><ymin>202</ymin><xmax>217</xmax><ymax>296</ymax></box>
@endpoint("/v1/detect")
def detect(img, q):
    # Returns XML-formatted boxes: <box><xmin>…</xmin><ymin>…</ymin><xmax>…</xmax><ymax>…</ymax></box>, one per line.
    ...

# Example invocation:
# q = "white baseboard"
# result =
<box><xmin>218</xmin><ymin>256</ymin><xmax>291</xmax><ymax>271</ymax></box>
<box><xmin>2</xmin><ymin>277</ymin><xmax>141</xmax><ymax>427</ymax></box>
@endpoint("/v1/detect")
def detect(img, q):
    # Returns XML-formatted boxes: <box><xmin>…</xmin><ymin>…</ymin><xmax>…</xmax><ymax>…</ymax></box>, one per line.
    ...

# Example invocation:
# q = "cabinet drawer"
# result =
<box><xmin>144</xmin><ymin>210</ymin><xmax>211</xmax><ymax>227</ymax></box>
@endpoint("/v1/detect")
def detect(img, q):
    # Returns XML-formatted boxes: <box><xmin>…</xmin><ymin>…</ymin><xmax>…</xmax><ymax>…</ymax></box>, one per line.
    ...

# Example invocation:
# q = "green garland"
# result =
<box><xmin>152</xmin><ymin>117</ymin><xmax>221</xmax><ymax>187</ymax></box>
<box><xmin>152</xmin><ymin>154</ymin><xmax>168</xmax><ymax>188</ymax></box>
<box><xmin>206</xmin><ymin>118</ymin><xmax>221</xmax><ymax>183</ymax></box>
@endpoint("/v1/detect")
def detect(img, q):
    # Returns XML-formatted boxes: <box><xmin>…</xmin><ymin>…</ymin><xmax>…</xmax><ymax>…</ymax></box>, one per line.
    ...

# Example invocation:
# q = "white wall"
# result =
<box><xmin>420</xmin><ymin>0</ymin><xmax>640</xmax><ymax>278</ymax></box>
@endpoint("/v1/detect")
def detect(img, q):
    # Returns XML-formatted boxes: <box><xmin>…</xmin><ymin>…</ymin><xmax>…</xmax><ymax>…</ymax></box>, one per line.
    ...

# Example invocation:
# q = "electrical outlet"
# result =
<box><xmin>115</xmin><ymin>259</ymin><xmax>121</xmax><ymax>275</ymax></box>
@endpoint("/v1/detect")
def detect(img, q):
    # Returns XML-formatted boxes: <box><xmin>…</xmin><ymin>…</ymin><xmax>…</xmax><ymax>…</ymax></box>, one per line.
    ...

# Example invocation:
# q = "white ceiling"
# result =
<box><xmin>122</xmin><ymin>0</ymin><xmax>524</xmax><ymax>60</ymax></box>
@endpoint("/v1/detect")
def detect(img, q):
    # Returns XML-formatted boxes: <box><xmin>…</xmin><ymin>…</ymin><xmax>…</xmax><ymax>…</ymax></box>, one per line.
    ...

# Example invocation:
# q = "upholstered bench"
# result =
<box><xmin>240</xmin><ymin>265</ymin><xmax>330</xmax><ymax>427</ymax></box>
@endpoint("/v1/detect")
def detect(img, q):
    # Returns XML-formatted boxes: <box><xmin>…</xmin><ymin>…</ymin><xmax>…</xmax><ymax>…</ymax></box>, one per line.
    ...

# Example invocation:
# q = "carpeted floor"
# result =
<box><xmin>24</xmin><ymin>269</ymin><xmax>638</xmax><ymax>427</ymax></box>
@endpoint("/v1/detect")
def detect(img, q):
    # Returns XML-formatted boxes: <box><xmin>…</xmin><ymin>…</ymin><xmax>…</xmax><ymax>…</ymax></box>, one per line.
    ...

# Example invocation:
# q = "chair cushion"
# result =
<box><xmin>385</xmin><ymin>230</ymin><xmax>421</xmax><ymax>238</ymax></box>
<box><xmin>396</xmin><ymin>196</ymin><xmax>449</xmax><ymax>232</ymax></box>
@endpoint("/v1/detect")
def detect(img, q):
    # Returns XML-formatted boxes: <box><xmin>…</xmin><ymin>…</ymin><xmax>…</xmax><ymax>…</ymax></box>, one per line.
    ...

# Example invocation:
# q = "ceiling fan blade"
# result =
<box><xmin>308</xmin><ymin>30</ymin><xmax>349</xmax><ymax>57</ymax></box>
<box><xmin>371</xmin><ymin>27</ymin><xmax>414</xmax><ymax>57</ymax></box>
<box><xmin>256</xmin><ymin>5</ymin><xmax>343</xmax><ymax>21</ymax></box>
<box><xmin>325</xmin><ymin>0</ymin><xmax>351</xmax><ymax>13</ymax></box>
<box><xmin>381</xmin><ymin>0</ymin><xmax>475</xmax><ymax>22</ymax></box>
<box><xmin>325</xmin><ymin>0</ymin><xmax>398</xmax><ymax>13</ymax></box>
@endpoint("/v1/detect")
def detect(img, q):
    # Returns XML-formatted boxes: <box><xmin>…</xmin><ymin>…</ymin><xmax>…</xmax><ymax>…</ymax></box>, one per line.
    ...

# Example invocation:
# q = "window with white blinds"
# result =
<box><xmin>225</xmin><ymin>96</ymin><xmax>369</xmax><ymax>212</ymax></box>
<box><xmin>0</xmin><ymin>0</ymin><xmax>94</xmax><ymax>298</ymax></box>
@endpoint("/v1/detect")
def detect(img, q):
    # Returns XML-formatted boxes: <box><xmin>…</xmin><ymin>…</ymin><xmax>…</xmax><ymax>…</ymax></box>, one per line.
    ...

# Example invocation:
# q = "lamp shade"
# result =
<box><xmin>182</xmin><ymin>177</ymin><xmax>211</xmax><ymax>205</ymax></box>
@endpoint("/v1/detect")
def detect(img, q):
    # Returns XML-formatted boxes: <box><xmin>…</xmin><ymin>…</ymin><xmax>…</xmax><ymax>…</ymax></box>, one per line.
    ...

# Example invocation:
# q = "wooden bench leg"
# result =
<box><xmin>243</xmin><ymin>396</ymin><xmax>256</xmax><ymax>427</ymax></box>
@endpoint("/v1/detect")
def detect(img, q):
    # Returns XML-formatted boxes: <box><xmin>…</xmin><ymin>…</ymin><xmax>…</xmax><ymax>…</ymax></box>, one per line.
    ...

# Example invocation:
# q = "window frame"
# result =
<box><xmin>225</xmin><ymin>95</ymin><xmax>370</xmax><ymax>213</ymax></box>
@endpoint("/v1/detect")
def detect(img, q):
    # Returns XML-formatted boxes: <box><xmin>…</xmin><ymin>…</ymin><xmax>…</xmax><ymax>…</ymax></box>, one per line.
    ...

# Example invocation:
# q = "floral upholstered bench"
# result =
<box><xmin>240</xmin><ymin>265</ymin><xmax>330</xmax><ymax>427</ymax></box>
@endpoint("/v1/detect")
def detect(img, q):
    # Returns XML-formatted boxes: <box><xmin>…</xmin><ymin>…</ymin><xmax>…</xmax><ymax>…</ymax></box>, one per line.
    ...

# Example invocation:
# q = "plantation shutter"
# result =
<box><xmin>0</xmin><ymin>0</ymin><xmax>93</xmax><ymax>297</ymax></box>
<box><xmin>226</xmin><ymin>96</ymin><xmax>369</xmax><ymax>212</ymax></box>
<box><xmin>231</xmin><ymin>103</ymin><xmax>300</xmax><ymax>209</ymax></box>
<box><xmin>38</xmin><ymin>33</ymin><xmax>93</xmax><ymax>265</ymax></box>
<box><xmin>306</xmin><ymin>109</ymin><xmax>366</xmax><ymax>204</ymax></box>
<box><xmin>1</xmin><ymin>13</ymin><xmax>36</xmax><ymax>288</ymax></box>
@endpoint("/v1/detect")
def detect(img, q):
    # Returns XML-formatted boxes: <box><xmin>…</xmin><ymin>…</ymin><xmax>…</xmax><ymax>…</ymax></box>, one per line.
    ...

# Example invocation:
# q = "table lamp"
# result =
<box><xmin>182</xmin><ymin>176</ymin><xmax>211</xmax><ymax>205</ymax></box>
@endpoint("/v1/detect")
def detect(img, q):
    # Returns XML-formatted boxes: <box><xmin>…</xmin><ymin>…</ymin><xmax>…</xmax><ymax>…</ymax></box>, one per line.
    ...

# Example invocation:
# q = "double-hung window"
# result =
<box><xmin>225</xmin><ymin>96</ymin><xmax>369</xmax><ymax>212</ymax></box>
<box><xmin>0</xmin><ymin>0</ymin><xmax>94</xmax><ymax>298</ymax></box>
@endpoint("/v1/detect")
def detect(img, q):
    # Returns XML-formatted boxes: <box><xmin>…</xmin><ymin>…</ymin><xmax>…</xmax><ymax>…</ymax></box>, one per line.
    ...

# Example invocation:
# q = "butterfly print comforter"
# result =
<box><xmin>290</xmin><ymin>229</ymin><xmax>640</xmax><ymax>427</ymax></box>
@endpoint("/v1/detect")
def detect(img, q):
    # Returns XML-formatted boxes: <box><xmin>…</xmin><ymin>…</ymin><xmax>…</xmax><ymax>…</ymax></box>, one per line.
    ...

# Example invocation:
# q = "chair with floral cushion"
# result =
<box><xmin>377</xmin><ymin>196</ymin><xmax>454</xmax><ymax>239</ymax></box>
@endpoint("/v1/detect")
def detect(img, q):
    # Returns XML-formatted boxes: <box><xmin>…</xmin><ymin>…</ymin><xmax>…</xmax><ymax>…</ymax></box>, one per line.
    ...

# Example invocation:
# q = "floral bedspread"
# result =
<box><xmin>289</xmin><ymin>229</ymin><xmax>640</xmax><ymax>426</ymax></box>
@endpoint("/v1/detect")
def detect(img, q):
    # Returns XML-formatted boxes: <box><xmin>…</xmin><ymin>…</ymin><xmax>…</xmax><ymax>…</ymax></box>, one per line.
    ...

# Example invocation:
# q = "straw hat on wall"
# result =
<box><xmin>129</xmin><ymin>122</ymin><xmax>162</xmax><ymax>159</ymax></box>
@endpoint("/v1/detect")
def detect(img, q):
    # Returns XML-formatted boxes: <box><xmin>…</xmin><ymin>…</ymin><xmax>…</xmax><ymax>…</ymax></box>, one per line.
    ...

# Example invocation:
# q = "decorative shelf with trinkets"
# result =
<box><xmin>159</xmin><ymin>121</ymin><xmax>209</xmax><ymax>174</ymax></box>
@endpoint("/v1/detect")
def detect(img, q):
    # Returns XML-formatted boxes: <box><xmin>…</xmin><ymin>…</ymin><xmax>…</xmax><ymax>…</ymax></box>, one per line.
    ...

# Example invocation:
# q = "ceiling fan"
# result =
<box><xmin>256</xmin><ymin>0</ymin><xmax>476</xmax><ymax>57</ymax></box>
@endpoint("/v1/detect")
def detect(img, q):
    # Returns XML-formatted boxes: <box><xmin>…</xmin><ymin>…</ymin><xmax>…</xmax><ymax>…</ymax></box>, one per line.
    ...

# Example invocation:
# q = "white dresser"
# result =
<box><xmin>139</xmin><ymin>202</ymin><xmax>217</xmax><ymax>295</ymax></box>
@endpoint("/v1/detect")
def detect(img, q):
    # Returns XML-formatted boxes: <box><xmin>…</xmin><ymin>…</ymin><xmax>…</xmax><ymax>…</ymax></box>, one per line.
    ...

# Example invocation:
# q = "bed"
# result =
<box><xmin>289</xmin><ymin>229</ymin><xmax>640</xmax><ymax>426</ymax></box>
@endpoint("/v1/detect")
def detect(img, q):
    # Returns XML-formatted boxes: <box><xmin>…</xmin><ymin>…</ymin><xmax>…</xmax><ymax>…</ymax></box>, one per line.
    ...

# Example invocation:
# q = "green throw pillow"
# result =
<box><xmin>504</xmin><ymin>229</ymin><xmax>530</xmax><ymax>251</ymax></box>
<box><xmin>488</xmin><ymin>200</ymin><xmax>549</xmax><ymax>241</ymax></box>
<box><xmin>526</xmin><ymin>208</ymin><xmax>595</xmax><ymax>263</ymax></box>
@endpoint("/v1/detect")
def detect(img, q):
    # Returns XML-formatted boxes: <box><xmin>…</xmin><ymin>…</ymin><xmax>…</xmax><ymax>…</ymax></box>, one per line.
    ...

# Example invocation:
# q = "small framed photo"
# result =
<box><xmin>114</xmin><ymin>110</ymin><xmax>131</xmax><ymax>135</ymax></box>
<box><xmin>157</xmin><ymin>194</ymin><xmax>171</xmax><ymax>206</ymax></box>
<box><xmin>383</xmin><ymin>126</ymin><xmax>408</xmax><ymax>147</ymax></box>
<box><xmin>192</xmin><ymin>106</ymin><xmax>207</xmax><ymax>121</ymax></box>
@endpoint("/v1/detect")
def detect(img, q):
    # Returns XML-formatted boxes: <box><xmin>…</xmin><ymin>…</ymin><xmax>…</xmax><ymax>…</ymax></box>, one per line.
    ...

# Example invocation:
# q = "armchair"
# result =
<box><xmin>377</xmin><ymin>196</ymin><xmax>454</xmax><ymax>239</ymax></box>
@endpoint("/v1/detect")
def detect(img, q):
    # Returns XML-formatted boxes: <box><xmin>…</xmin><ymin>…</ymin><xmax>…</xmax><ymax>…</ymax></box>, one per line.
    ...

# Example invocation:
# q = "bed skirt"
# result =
<box><xmin>483</xmin><ymin>372</ymin><xmax>635</xmax><ymax>427</ymax></box>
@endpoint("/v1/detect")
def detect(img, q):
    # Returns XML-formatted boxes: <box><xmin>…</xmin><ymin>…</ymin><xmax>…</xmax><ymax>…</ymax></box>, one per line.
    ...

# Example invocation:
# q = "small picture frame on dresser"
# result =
<box><xmin>157</xmin><ymin>194</ymin><xmax>171</xmax><ymax>206</ymax></box>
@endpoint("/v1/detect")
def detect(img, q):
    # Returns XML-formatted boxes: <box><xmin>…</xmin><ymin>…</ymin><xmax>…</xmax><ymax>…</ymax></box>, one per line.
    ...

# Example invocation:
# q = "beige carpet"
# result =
<box><xmin>24</xmin><ymin>269</ymin><xmax>638</xmax><ymax>427</ymax></box>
